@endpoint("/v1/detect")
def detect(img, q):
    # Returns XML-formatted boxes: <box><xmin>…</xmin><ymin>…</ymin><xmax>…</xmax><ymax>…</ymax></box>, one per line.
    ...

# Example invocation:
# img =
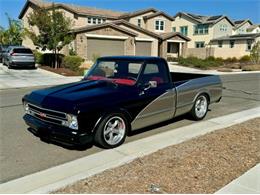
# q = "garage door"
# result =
<box><xmin>136</xmin><ymin>41</ymin><xmax>152</xmax><ymax>56</ymax></box>
<box><xmin>87</xmin><ymin>38</ymin><xmax>124</xmax><ymax>60</ymax></box>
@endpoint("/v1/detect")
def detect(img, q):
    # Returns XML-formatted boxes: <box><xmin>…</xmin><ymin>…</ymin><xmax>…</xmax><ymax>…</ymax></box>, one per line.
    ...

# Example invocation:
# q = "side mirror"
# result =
<box><xmin>144</xmin><ymin>81</ymin><xmax>157</xmax><ymax>91</ymax></box>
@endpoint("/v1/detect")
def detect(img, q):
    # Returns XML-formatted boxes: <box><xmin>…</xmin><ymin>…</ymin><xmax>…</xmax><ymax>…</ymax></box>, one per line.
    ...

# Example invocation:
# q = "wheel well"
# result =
<box><xmin>91</xmin><ymin>109</ymin><xmax>132</xmax><ymax>133</ymax></box>
<box><xmin>200</xmin><ymin>92</ymin><xmax>210</xmax><ymax>103</ymax></box>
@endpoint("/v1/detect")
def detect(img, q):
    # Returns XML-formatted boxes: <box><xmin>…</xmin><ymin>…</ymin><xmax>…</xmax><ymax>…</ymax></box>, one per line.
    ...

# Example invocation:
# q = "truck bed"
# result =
<box><xmin>170</xmin><ymin>72</ymin><xmax>211</xmax><ymax>86</ymax></box>
<box><xmin>170</xmin><ymin>72</ymin><xmax>222</xmax><ymax>117</ymax></box>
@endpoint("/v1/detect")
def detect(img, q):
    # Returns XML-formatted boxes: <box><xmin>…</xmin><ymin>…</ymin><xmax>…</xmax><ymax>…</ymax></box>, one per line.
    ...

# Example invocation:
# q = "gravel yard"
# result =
<box><xmin>55</xmin><ymin>118</ymin><xmax>260</xmax><ymax>194</ymax></box>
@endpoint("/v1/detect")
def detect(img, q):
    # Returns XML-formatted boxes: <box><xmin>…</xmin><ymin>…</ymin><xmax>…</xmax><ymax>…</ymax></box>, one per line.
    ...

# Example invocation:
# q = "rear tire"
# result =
<box><xmin>94</xmin><ymin>113</ymin><xmax>129</xmax><ymax>149</ymax></box>
<box><xmin>190</xmin><ymin>94</ymin><xmax>208</xmax><ymax>120</ymax></box>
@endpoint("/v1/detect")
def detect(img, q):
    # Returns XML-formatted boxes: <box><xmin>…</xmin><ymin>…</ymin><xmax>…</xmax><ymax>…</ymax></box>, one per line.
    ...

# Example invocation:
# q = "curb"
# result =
<box><xmin>215</xmin><ymin>163</ymin><xmax>260</xmax><ymax>194</ymax></box>
<box><xmin>0</xmin><ymin>107</ymin><xmax>259</xmax><ymax>193</ymax></box>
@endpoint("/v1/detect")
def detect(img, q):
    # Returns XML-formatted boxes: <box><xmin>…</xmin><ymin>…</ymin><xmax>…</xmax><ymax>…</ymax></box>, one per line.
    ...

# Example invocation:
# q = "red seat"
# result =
<box><xmin>151</xmin><ymin>77</ymin><xmax>164</xmax><ymax>84</ymax></box>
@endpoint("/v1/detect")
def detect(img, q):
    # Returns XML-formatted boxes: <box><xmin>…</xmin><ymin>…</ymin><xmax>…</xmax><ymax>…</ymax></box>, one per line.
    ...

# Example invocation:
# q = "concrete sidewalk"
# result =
<box><xmin>215</xmin><ymin>163</ymin><xmax>260</xmax><ymax>194</ymax></box>
<box><xmin>0</xmin><ymin>106</ymin><xmax>259</xmax><ymax>193</ymax></box>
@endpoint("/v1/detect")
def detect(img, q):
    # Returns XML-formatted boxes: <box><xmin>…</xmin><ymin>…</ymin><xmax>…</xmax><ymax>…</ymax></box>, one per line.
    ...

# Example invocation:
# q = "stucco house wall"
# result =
<box><xmin>213</xmin><ymin>18</ymin><xmax>233</xmax><ymax>38</ymax></box>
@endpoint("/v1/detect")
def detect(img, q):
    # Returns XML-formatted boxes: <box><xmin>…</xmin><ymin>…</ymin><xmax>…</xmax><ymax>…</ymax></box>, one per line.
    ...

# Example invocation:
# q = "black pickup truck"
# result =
<box><xmin>23</xmin><ymin>56</ymin><xmax>222</xmax><ymax>148</ymax></box>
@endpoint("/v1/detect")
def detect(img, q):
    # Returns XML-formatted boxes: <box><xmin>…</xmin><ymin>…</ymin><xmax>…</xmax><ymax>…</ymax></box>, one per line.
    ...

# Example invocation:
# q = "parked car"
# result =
<box><xmin>22</xmin><ymin>56</ymin><xmax>222</xmax><ymax>148</ymax></box>
<box><xmin>0</xmin><ymin>45</ymin><xmax>8</xmax><ymax>63</ymax></box>
<box><xmin>4</xmin><ymin>46</ymin><xmax>35</xmax><ymax>69</ymax></box>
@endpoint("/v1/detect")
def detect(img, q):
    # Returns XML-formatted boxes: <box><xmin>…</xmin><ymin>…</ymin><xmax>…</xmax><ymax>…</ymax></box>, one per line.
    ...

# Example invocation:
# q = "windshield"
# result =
<box><xmin>84</xmin><ymin>60</ymin><xmax>143</xmax><ymax>86</ymax></box>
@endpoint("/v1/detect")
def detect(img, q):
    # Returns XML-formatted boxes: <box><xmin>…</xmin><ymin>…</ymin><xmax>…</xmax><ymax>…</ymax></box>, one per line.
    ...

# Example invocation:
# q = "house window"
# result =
<box><xmin>92</xmin><ymin>18</ymin><xmax>97</xmax><ymax>24</ymax></box>
<box><xmin>172</xmin><ymin>27</ymin><xmax>176</xmax><ymax>32</ymax></box>
<box><xmin>155</xmin><ymin>20</ymin><xmax>165</xmax><ymax>31</ymax></box>
<box><xmin>247</xmin><ymin>40</ymin><xmax>252</xmax><ymax>50</ymax></box>
<box><xmin>218</xmin><ymin>41</ymin><xmax>223</xmax><ymax>48</ymax></box>
<box><xmin>87</xmin><ymin>17</ymin><xmax>92</xmax><ymax>24</ymax></box>
<box><xmin>230</xmin><ymin>40</ymin><xmax>235</xmax><ymax>48</ymax></box>
<box><xmin>137</xmin><ymin>19</ymin><xmax>142</xmax><ymax>27</ymax></box>
<box><xmin>194</xmin><ymin>24</ymin><xmax>209</xmax><ymax>35</ymax></box>
<box><xmin>195</xmin><ymin>42</ymin><xmax>205</xmax><ymax>48</ymax></box>
<box><xmin>87</xmin><ymin>17</ymin><xmax>105</xmax><ymax>25</ymax></box>
<box><xmin>220</xmin><ymin>24</ymin><xmax>228</xmax><ymax>32</ymax></box>
<box><xmin>180</xmin><ymin>26</ymin><xmax>188</xmax><ymax>36</ymax></box>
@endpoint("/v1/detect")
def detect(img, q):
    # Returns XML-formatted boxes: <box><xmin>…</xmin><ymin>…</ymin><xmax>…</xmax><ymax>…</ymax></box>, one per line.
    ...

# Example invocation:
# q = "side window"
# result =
<box><xmin>144</xmin><ymin>63</ymin><xmax>159</xmax><ymax>74</ymax></box>
<box><xmin>142</xmin><ymin>62</ymin><xmax>169</xmax><ymax>85</ymax></box>
<box><xmin>129</xmin><ymin>63</ymin><xmax>142</xmax><ymax>74</ymax></box>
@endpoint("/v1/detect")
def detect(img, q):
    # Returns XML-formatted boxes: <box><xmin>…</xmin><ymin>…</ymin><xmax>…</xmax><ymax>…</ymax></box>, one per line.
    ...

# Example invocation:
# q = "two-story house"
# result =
<box><xmin>19</xmin><ymin>0</ymin><xmax>190</xmax><ymax>61</ymax></box>
<box><xmin>172</xmin><ymin>12</ymin><xmax>260</xmax><ymax>58</ymax></box>
<box><xmin>172</xmin><ymin>12</ymin><xmax>234</xmax><ymax>48</ymax></box>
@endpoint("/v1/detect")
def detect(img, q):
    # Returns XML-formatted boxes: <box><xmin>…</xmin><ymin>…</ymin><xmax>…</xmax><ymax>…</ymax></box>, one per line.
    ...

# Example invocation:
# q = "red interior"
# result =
<box><xmin>87</xmin><ymin>76</ymin><xmax>136</xmax><ymax>86</ymax></box>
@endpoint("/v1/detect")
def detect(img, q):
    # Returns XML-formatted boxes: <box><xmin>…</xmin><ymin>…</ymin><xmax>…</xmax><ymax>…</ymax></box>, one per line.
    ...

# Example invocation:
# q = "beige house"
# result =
<box><xmin>209</xmin><ymin>33</ymin><xmax>260</xmax><ymax>58</ymax></box>
<box><xmin>172</xmin><ymin>12</ymin><xmax>235</xmax><ymax>49</ymax></box>
<box><xmin>172</xmin><ymin>12</ymin><xmax>260</xmax><ymax>59</ymax></box>
<box><xmin>19</xmin><ymin>0</ymin><xmax>190</xmax><ymax>61</ymax></box>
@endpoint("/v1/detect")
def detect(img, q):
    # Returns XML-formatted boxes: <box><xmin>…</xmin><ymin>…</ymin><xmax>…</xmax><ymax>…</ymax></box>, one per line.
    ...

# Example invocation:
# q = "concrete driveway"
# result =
<box><xmin>0</xmin><ymin>73</ymin><xmax>259</xmax><ymax>184</ymax></box>
<box><xmin>0</xmin><ymin>63</ymin><xmax>81</xmax><ymax>90</ymax></box>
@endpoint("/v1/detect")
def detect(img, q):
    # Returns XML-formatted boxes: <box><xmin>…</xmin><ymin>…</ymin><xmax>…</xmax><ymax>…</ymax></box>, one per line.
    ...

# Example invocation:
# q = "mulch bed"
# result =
<box><xmin>40</xmin><ymin>66</ymin><xmax>82</xmax><ymax>76</ymax></box>
<box><xmin>54</xmin><ymin>118</ymin><xmax>260</xmax><ymax>194</ymax></box>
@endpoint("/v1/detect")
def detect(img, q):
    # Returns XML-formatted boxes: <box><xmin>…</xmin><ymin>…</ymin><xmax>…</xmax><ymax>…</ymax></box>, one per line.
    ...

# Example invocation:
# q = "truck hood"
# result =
<box><xmin>24</xmin><ymin>80</ymin><xmax>121</xmax><ymax>113</ymax></box>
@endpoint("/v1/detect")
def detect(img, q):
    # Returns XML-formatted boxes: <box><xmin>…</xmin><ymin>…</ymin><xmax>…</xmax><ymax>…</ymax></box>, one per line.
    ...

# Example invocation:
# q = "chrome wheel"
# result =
<box><xmin>103</xmin><ymin>116</ymin><xmax>126</xmax><ymax>146</ymax></box>
<box><xmin>195</xmin><ymin>96</ymin><xmax>208</xmax><ymax>118</ymax></box>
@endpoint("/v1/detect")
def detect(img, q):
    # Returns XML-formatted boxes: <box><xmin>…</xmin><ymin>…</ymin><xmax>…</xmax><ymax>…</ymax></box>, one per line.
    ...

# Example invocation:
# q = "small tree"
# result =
<box><xmin>27</xmin><ymin>4</ymin><xmax>73</xmax><ymax>68</ymax></box>
<box><xmin>250</xmin><ymin>41</ymin><xmax>260</xmax><ymax>64</ymax></box>
<box><xmin>0</xmin><ymin>14</ymin><xmax>24</xmax><ymax>45</ymax></box>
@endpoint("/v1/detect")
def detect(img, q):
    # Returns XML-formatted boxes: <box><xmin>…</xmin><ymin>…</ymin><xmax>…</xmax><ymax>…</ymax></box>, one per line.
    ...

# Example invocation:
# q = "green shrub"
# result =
<box><xmin>239</xmin><ymin>55</ymin><xmax>251</xmax><ymax>63</ymax></box>
<box><xmin>225</xmin><ymin>57</ymin><xmax>238</xmax><ymax>63</ymax></box>
<box><xmin>178</xmin><ymin>56</ymin><xmax>223</xmax><ymax>69</ymax></box>
<box><xmin>62</xmin><ymin>55</ymin><xmax>84</xmax><ymax>71</ymax></box>
<box><xmin>206</xmin><ymin>56</ymin><xmax>215</xmax><ymax>61</ymax></box>
<box><xmin>167</xmin><ymin>57</ymin><xmax>178</xmax><ymax>62</ymax></box>
<box><xmin>33</xmin><ymin>50</ymin><xmax>43</xmax><ymax>64</ymax></box>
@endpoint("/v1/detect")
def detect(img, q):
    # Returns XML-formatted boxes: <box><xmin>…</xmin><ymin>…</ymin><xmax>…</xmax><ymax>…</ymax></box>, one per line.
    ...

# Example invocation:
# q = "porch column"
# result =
<box><xmin>179</xmin><ymin>43</ymin><xmax>182</xmax><ymax>57</ymax></box>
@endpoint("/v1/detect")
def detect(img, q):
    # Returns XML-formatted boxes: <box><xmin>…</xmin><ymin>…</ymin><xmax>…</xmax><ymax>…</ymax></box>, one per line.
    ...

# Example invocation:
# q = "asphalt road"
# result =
<box><xmin>0</xmin><ymin>73</ymin><xmax>259</xmax><ymax>184</ymax></box>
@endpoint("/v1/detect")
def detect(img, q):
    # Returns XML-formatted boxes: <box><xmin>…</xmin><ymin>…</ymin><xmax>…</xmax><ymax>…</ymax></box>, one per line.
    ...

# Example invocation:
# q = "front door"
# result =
<box><xmin>131</xmin><ymin>61</ymin><xmax>176</xmax><ymax>130</ymax></box>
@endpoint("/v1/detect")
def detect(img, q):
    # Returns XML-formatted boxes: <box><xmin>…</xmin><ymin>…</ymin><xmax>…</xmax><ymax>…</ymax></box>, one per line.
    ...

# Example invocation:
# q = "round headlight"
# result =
<box><xmin>23</xmin><ymin>102</ymin><xmax>29</xmax><ymax>113</ymax></box>
<box><xmin>67</xmin><ymin>114</ymin><xmax>78</xmax><ymax>130</ymax></box>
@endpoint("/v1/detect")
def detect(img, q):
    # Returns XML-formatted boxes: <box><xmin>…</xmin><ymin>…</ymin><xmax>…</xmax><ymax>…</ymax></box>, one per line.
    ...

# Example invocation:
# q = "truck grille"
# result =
<box><xmin>27</xmin><ymin>104</ymin><xmax>67</xmax><ymax>126</ymax></box>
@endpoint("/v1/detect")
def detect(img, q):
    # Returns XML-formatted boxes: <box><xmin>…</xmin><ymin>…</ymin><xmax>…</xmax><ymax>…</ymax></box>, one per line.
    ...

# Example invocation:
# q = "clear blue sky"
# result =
<box><xmin>0</xmin><ymin>0</ymin><xmax>259</xmax><ymax>28</ymax></box>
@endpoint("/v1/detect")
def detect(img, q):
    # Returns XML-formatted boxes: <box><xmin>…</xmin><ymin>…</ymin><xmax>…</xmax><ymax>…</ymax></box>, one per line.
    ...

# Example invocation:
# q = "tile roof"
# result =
<box><xmin>143</xmin><ymin>11</ymin><xmax>174</xmax><ymax>21</ymax></box>
<box><xmin>19</xmin><ymin>0</ymin><xmax>125</xmax><ymax>19</ymax></box>
<box><xmin>71</xmin><ymin>22</ymin><xmax>138</xmax><ymax>36</ymax></box>
<box><xmin>174</xmin><ymin>12</ymin><xmax>235</xmax><ymax>26</ymax></box>
<box><xmin>118</xmin><ymin>8</ymin><xmax>158</xmax><ymax>19</ymax></box>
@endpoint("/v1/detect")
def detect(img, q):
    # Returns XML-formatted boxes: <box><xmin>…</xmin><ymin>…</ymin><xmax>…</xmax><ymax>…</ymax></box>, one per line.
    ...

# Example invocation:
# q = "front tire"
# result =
<box><xmin>190</xmin><ymin>94</ymin><xmax>208</xmax><ymax>120</ymax></box>
<box><xmin>94</xmin><ymin>113</ymin><xmax>129</xmax><ymax>149</ymax></box>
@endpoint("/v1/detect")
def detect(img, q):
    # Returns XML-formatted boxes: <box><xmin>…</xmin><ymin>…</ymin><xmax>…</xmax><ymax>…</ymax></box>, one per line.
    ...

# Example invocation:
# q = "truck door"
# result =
<box><xmin>131</xmin><ymin>60</ymin><xmax>176</xmax><ymax>130</ymax></box>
